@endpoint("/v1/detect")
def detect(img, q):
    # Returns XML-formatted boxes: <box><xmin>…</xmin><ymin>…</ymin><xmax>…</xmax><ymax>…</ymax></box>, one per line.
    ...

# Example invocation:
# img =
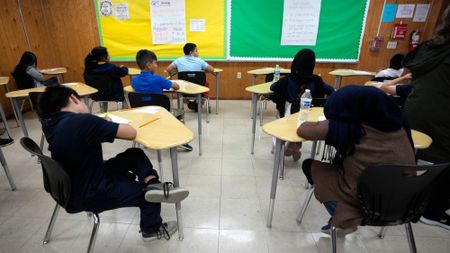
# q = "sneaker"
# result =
<box><xmin>321</xmin><ymin>222</ymin><xmax>331</xmax><ymax>234</ymax></box>
<box><xmin>320</xmin><ymin>219</ymin><xmax>354</xmax><ymax>235</ymax></box>
<box><xmin>142</xmin><ymin>221</ymin><xmax>178</xmax><ymax>241</ymax></box>
<box><xmin>178</xmin><ymin>143</ymin><xmax>193</xmax><ymax>152</ymax></box>
<box><xmin>144</xmin><ymin>182</ymin><xmax>189</xmax><ymax>203</ymax></box>
<box><xmin>420</xmin><ymin>214</ymin><xmax>450</xmax><ymax>230</ymax></box>
<box><xmin>187</xmin><ymin>100</ymin><xmax>198</xmax><ymax>112</ymax></box>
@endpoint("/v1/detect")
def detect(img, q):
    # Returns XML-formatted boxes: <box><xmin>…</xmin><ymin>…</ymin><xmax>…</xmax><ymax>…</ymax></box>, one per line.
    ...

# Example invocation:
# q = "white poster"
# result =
<box><xmin>281</xmin><ymin>0</ymin><xmax>321</xmax><ymax>46</ymax></box>
<box><xmin>115</xmin><ymin>3</ymin><xmax>130</xmax><ymax>20</ymax></box>
<box><xmin>150</xmin><ymin>0</ymin><xmax>186</xmax><ymax>44</ymax></box>
<box><xmin>413</xmin><ymin>4</ymin><xmax>430</xmax><ymax>22</ymax></box>
<box><xmin>99</xmin><ymin>0</ymin><xmax>113</xmax><ymax>17</ymax></box>
<box><xmin>396</xmin><ymin>4</ymin><xmax>415</xmax><ymax>18</ymax></box>
<box><xmin>190</xmin><ymin>19</ymin><xmax>205</xmax><ymax>32</ymax></box>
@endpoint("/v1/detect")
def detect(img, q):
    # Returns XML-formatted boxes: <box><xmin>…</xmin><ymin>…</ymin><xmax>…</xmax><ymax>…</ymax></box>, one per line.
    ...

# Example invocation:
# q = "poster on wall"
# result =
<box><xmin>396</xmin><ymin>4</ymin><xmax>415</xmax><ymax>18</ymax></box>
<box><xmin>281</xmin><ymin>0</ymin><xmax>322</xmax><ymax>46</ymax></box>
<box><xmin>99</xmin><ymin>0</ymin><xmax>113</xmax><ymax>17</ymax></box>
<box><xmin>150</xmin><ymin>0</ymin><xmax>187</xmax><ymax>44</ymax></box>
<box><xmin>413</xmin><ymin>4</ymin><xmax>430</xmax><ymax>22</ymax></box>
<box><xmin>115</xmin><ymin>3</ymin><xmax>130</xmax><ymax>20</ymax></box>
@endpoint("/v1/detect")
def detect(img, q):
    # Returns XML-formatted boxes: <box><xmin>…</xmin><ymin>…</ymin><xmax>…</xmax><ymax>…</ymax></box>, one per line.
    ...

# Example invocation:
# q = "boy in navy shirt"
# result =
<box><xmin>38</xmin><ymin>85</ymin><xmax>189</xmax><ymax>241</ymax></box>
<box><xmin>132</xmin><ymin>49</ymin><xmax>193</xmax><ymax>151</ymax></box>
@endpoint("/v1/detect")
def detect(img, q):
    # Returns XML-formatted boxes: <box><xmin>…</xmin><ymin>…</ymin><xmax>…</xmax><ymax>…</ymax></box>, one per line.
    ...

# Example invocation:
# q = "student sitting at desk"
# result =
<box><xmin>84</xmin><ymin>46</ymin><xmax>128</xmax><ymax>102</ymax></box>
<box><xmin>13</xmin><ymin>51</ymin><xmax>58</xmax><ymax>88</ymax></box>
<box><xmin>38</xmin><ymin>85</ymin><xmax>189</xmax><ymax>241</ymax></box>
<box><xmin>298</xmin><ymin>85</ymin><xmax>415</xmax><ymax>234</ymax></box>
<box><xmin>372</xmin><ymin>53</ymin><xmax>405</xmax><ymax>82</ymax></box>
<box><xmin>270</xmin><ymin>49</ymin><xmax>334</xmax><ymax>161</ymax></box>
<box><xmin>378</xmin><ymin>73</ymin><xmax>412</xmax><ymax>109</ymax></box>
<box><xmin>132</xmin><ymin>49</ymin><xmax>193</xmax><ymax>152</ymax></box>
<box><xmin>166</xmin><ymin>43</ymin><xmax>214</xmax><ymax>111</ymax></box>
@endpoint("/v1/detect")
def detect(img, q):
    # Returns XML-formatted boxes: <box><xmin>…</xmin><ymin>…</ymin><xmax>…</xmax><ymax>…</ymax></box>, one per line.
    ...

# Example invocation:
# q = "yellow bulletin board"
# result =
<box><xmin>94</xmin><ymin>0</ymin><xmax>226</xmax><ymax>61</ymax></box>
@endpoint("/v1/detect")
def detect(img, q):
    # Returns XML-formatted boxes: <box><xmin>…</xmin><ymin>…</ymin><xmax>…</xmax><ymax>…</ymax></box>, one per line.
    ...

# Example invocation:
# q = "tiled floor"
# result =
<box><xmin>0</xmin><ymin>100</ymin><xmax>449</xmax><ymax>253</ymax></box>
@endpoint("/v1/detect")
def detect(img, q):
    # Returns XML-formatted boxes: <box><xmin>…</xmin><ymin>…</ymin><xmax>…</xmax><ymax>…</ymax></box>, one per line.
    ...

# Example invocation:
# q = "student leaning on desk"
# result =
<box><xmin>37</xmin><ymin>85</ymin><xmax>189</xmax><ymax>241</ymax></box>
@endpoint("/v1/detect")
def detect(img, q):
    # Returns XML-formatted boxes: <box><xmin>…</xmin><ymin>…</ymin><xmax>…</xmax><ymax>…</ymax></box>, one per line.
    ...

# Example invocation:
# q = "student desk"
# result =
<box><xmin>329</xmin><ymin>69</ymin><xmax>376</xmax><ymax>89</ymax></box>
<box><xmin>0</xmin><ymin>77</ymin><xmax>12</xmax><ymax>136</ymax></box>
<box><xmin>247</xmin><ymin>67</ymin><xmax>291</xmax><ymax>85</ymax></box>
<box><xmin>245</xmin><ymin>82</ymin><xmax>273</xmax><ymax>154</ymax></box>
<box><xmin>124</xmin><ymin>80</ymin><xmax>209</xmax><ymax>156</ymax></box>
<box><xmin>5</xmin><ymin>83</ymin><xmax>97</xmax><ymax>137</ymax></box>
<box><xmin>40</xmin><ymin>67</ymin><xmax>67</xmax><ymax>83</ymax></box>
<box><xmin>262</xmin><ymin>108</ymin><xmax>432</xmax><ymax>228</ymax></box>
<box><xmin>105</xmin><ymin>106</ymin><xmax>193</xmax><ymax>240</ymax></box>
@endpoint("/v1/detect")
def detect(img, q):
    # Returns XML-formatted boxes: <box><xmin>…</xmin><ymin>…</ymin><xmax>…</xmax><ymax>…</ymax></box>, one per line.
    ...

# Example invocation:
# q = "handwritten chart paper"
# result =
<box><xmin>150</xmin><ymin>0</ymin><xmax>186</xmax><ymax>44</ymax></box>
<box><xmin>281</xmin><ymin>0</ymin><xmax>321</xmax><ymax>46</ymax></box>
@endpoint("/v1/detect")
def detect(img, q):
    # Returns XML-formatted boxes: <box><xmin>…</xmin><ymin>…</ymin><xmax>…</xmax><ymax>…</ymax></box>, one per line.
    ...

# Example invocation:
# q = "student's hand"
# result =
<box><xmin>402</xmin><ymin>73</ymin><xmax>412</xmax><ymax>80</ymax></box>
<box><xmin>172</xmin><ymin>82</ymin><xmax>180</xmax><ymax>90</ymax></box>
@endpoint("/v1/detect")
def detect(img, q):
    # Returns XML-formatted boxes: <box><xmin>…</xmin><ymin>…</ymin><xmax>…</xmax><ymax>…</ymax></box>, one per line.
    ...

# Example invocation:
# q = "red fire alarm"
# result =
<box><xmin>392</xmin><ymin>23</ymin><xmax>408</xmax><ymax>39</ymax></box>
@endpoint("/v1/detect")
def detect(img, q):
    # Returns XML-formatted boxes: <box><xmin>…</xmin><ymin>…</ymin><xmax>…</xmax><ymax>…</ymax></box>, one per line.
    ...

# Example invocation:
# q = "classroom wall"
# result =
<box><xmin>0</xmin><ymin>0</ymin><xmax>447</xmax><ymax>116</ymax></box>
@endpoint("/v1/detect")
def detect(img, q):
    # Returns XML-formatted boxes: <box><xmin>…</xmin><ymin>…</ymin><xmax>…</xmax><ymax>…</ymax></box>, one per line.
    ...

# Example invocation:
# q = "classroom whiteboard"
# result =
<box><xmin>94</xmin><ymin>0</ymin><xmax>369</xmax><ymax>62</ymax></box>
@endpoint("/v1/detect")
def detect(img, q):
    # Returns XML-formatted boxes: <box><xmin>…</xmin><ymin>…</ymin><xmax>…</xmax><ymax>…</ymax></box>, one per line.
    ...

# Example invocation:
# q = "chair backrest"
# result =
<box><xmin>128</xmin><ymin>92</ymin><xmax>171</xmax><ymax>111</ymax></box>
<box><xmin>20</xmin><ymin>137</ymin><xmax>77</xmax><ymax>212</ymax></box>
<box><xmin>11</xmin><ymin>71</ymin><xmax>35</xmax><ymax>90</ymax></box>
<box><xmin>358</xmin><ymin>163</ymin><xmax>449</xmax><ymax>226</ymax></box>
<box><xmin>28</xmin><ymin>92</ymin><xmax>44</xmax><ymax>120</ymax></box>
<box><xmin>177</xmin><ymin>71</ymin><xmax>206</xmax><ymax>86</ymax></box>
<box><xmin>83</xmin><ymin>73</ymin><xmax>115</xmax><ymax>101</ymax></box>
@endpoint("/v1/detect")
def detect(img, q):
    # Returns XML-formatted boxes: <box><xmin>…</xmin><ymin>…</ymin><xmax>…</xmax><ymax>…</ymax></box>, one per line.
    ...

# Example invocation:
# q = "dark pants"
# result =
<box><xmin>84</xmin><ymin>148</ymin><xmax>162</xmax><ymax>233</ymax></box>
<box><xmin>423</xmin><ymin>166</ymin><xmax>450</xmax><ymax>218</ymax></box>
<box><xmin>302</xmin><ymin>158</ymin><xmax>336</xmax><ymax>216</ymax></box>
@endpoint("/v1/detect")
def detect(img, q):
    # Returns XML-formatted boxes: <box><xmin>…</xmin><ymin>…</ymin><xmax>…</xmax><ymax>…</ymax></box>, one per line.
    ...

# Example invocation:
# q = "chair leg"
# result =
<box><xmin>259</xmin><ymin>98</ymin><xmax>264</xmax><ymax>126</ymax></box>
<box><xmin>86</xmin><ymin>213</ymin><xmax>100</xmax><ymax>253</ymax></box>
<box><xmin>157</xmin><ymin>150</ymin><xmax>163</xmax><ymax>181</ymax></box>
<box><xmin>43</xmin><ymin>204</ymin><xmax>60</xmax><ymax>244</ymax></box>
<box><xmin>40</xmin><ymin>132</ymin><xmax>45</xmax><ymax>151</ymax></box>
<box><xmin>0</xmin><ymin>148</ymin><xmax>16</xmax><ymax>191</ymax></box>
<box><xmin>377</xmin><ymin>227</ymin><xmax>387</xmax><ymax>239</ymax></box>
<box><xmin>405</xmin><ymin>223</ymin><xmax>417</xmax><ymax>253</ymax></box>
<box><xmin>296</xmin><ymin>188</ymin><xmax>314</xmax><ymax>224</ymax></box>
<box><xmin>331</xmin><ymin>226</ymin><xmax>337</xmax><ymax>253</ymax></box>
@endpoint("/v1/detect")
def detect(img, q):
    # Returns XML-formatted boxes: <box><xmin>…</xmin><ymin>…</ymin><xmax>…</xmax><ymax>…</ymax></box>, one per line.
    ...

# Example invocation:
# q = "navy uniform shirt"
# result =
<box><xmin>42</xmin><ymin>112</ymin><xmax>119</xmax><ymax>207</ymax></box>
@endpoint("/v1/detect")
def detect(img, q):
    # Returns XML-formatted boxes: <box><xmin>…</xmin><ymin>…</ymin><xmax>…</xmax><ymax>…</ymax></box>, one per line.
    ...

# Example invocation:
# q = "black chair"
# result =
<box><xmin>20</xmin><ymin>137</ymin><xmax>100</xmax><ymax>253</ymax></box>
<box><xmin>28</xmin><ymin>92</ymin><xmax>47</xmax><ymax>151</ymax></box>
<box><xmin>84</xmin><ymin>73</ymin><xmax>122</xmax><ymax>113</ymax></box>
<box><xmin>177</xmin><ymin>71</ymin><xmax>210</xmax><ymax>116</ymax></box>
<box><xmin>325</xmin><ymin>163</ymin><xmax>448</xmax><ymax>253</ymax></box>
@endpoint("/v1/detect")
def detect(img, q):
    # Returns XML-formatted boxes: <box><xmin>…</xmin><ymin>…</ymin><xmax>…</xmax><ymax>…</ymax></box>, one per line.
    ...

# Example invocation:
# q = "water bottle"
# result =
<box><xmin>297</xmin><ymin>89</ymin><xmax>312</xmax><ymax>126</ymax></box>
<box><xmin>273</xmin><ymin>64</ymin><xmax>280</xmax><ymax>82</ymax></box>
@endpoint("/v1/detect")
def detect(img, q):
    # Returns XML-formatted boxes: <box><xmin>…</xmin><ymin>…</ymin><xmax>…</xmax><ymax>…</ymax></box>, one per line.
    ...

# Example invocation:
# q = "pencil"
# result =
<box><xmin>139</xmin><ymin>118</ymin><xmax>160</xmax><ymax>128</ymax></box>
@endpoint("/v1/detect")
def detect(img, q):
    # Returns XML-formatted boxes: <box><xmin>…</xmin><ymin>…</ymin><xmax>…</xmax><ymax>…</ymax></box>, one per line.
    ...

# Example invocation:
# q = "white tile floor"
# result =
<box><xmin>0</xmin><ymin>100</ymin><xmax>449</xmax><ymax>253</ymax></box>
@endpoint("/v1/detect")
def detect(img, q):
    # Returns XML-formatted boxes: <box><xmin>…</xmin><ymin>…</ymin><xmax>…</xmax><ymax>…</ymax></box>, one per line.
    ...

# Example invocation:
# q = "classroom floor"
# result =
<box><xmin>0</xmin><ymin>100</ymin><xmax>449</xmax><ymax>253</ymax></box>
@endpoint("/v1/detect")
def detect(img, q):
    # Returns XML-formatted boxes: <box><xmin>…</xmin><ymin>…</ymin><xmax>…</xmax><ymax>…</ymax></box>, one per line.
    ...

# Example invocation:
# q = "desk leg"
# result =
<box><xmin>11</xmin><ymin>98</ymin><xmax>28</xmax><ymax>137</ymax></box>
<box><xmin>267</xmin><ymin>138</ymin><xmax>283</xmax><ymax>228</ymax></box>
<box><xmin>170</xmin><ymin>147</ymin><xmax>184</xmax><ymax>240</ymax></box>
<box><xmin>57</xmin><ymin>74</ymin><xmax>64</xmax><ymax>84</ymax></box>
<box><xmin>0</xmin><ymin>105</ymin><xmax>12</xmax><ymax>137</ymax></box>
<box><xmin>157</xmin><ymin>150</ymin><xmax>163</xmax><ymax>181</ymax></box>
<box><xmin>197</xmin><ymin>94</ymin><xmax>202</xmax><ymax>156</ymax></box>
<box><xmin>333</xmin><ymin>76</ymin><xmax>342</xmax><ymax>90</ymax></box>
<box><xmin>215</xmin><ymin>72</ymin><xmax>220</xmax><ymax>114</ymax></box>
<box><xmin>251</xmin><ymin>93</ymin><xmax>258</xmax><ymax>154</ymax></box>
<box><xmin>310</xmin><ymin>141</ymin><xmax>318</xmax><ymax>159</ymax></box>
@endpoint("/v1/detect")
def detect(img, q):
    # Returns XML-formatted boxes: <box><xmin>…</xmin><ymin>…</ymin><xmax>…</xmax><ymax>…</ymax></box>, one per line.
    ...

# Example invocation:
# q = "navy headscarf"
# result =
<box><xmin>323</xmin><ymin>85</ymin><xmax>413</xmax><ymax>163</ymax></box>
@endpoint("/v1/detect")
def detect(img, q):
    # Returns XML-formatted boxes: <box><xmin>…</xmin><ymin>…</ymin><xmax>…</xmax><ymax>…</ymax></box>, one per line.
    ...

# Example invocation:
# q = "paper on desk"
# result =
<box><xmin>102</xmin><ymin>114</ymin><xmax>131</xmax><ymax>124</ymax></box>
<box><xmin>318</xmin><ymin>116</ymin><xmax>326</xmax><ymax>121</ymax></box>
<box><xmin>171</xmin><ymin>80</ymin><xmax>189</xmax><ymax>89</ymax></box>
<box><xmin>62</xmin><ymin>82</ymin><xmax>78</xmax><ymax>86</ymax></box>
<box><xmin>132</xmin><ymin>107</ymin><xmax>160</xmax><ymax>114</ymax></box>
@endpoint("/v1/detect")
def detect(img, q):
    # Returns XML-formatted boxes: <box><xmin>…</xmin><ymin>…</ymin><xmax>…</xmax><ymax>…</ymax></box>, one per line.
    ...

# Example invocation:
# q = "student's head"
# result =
<box><xmin>15</xmin><ymin>51</ymin><xmax>37</xmax><ymax>73</ymax></box>
<box><xmin>291</xmin><ymin>49</ymin><xmax>316</xmax><ymax>77</ymax></box>
<box><xmin>136</xmin><ymin>49</ymin><xmax>158</xmax><ymax>72</ymax></box>
<box><xmin>183</xmin><ymin>43</ymin><xmax>198</xmax><ymax>56</ymax></box>
<box><xmin>84</xmin><ymin>47</ymin><xmax>109</xmax><ymax>72</ymax></box>
<box><xmin>389</xmin><ymin>53</ymin><xmax>405</xmax><ymax>70</ymax></box>
<box><xmin>38</xmin><ymin>85</ymin><xmax>88</xmax><ymax>119</ymax></box>
<box><xmin>431</xmin><ymin>5</ymin><xmax>450</xmax><ymax>46</ymax></box>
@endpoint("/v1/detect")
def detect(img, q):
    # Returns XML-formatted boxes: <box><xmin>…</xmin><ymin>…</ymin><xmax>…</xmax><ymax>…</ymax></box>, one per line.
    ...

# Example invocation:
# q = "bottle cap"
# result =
<box><xmin>305</xmin><ymin>89</ymin><xmax>311</xmax><ymax>92</ymax></box>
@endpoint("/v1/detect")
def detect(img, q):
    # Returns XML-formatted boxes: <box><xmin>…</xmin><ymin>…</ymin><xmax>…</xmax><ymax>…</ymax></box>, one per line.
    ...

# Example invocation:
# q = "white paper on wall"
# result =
<box><xmin>115</xmin><ymin>3</ymin><xmax>130</xmax><ymax>20</ymax></box>
<box><xmin>396</xmin><ymin>4</ymin><xmax>415</xmax><ymax>18</ymax></box>
<box><xmin>150</xmin><ymin>0</ymin><xmax>186</xmax><ymax>44</ymax></box>
<box><xmin>190</xmin><ymin>19</ymin><xmax>206</xmax><ymax>32</ymax></box>
<box><xmin>413</xmin><ymin>4</ymin><xmax>430</xmax><ymax>22</ymax></box>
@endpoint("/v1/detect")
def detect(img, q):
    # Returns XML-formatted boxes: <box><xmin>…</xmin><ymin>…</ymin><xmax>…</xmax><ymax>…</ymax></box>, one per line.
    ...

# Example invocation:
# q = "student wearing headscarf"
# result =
<box><xmin>270</xmin><ymin>49</ymin><xmax>334</xmax><ymax>161</ymax></box>
<box><xmin>298</xmin><ymin>85</ymin><xmax>415</xmax><ymax>233</ymax></box>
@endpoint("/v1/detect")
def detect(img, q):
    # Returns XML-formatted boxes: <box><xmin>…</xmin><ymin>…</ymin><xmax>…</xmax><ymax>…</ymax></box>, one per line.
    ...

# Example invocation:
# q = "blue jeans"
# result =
<box><xmin>324</xmin><ymin>201</ymin><xmax>337</xmax><ymax>216</ymax></box>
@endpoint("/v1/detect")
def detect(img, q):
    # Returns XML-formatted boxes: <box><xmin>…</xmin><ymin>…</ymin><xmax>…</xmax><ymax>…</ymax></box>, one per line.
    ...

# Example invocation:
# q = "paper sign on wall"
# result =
<box><xmin>115</xmin><ymin>3</ymin><xmax>130</xmax><ymax>20</ymax></box>
<box><xmin>99</xmin><ymin>0</ymin><xmax>113</xmax><ymax>17</ymax></box>
<box><xmin>150</xmin><ymin>0</ymin><xmax>187</xmax><ymax>44</ymax></box>
<box><xmin>281</xmin><ymin>0</ymin><xmax>321</xmax><ymax>46</ymax></box>
<box><xmin>382</xmin><ymin>4</ymin><xmax>397</xmax><ymax>22</ymax></box>
<box><xmin>413</xmin><ymin>4</ymin><xmax>430</xmax><ymax>22</ymax></box>
<box><xmin>190</xmin><ymin>19</ymin><xmax>205</xmax><ymax>32</ymax></box>
<box><xmin>396</xmin><ymin>4</ymin><xmax>415</xmax><ymax>18</ymax></box>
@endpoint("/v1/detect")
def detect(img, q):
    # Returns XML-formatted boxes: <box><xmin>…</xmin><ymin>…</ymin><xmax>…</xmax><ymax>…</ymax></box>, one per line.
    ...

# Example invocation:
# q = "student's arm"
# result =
<box><xmin>204</xmin><ymin>64</ymin><xmax>215</xmax><ymax>74</ymax></box>
<box><xmin>166</xmin><ymin>63</ymin><xmax>178</xmax><ymax>76</ymax></box>
<box><xmin>115</xmin><ymin>65</ymin><xmax>128</xmax><ymax>77</ymax></box>
<box><xmin>321</xmin><ymin>82</ymin><xmax>335</xmax><ymax>95</ymax></box>
<box><xmin>26</xmin><ymin>66</ymin><xmax>44</xmax><ymax>81</ymax></box>
<box><xmin>171</xmin><ymin>81</ymin><xmax>180</xmax><ymax>90</ymax></box>
<box><xmin>297</xmin><ymin>120</ymin><xmax>329</xmax><ymax>141</ymax></box>
<box><xmin>116</xmin><ymin>124</ymin><xmax>136</xmax><ymax>140</ymax></box>
<box><xmin>380</xmin><ymin>73</ymin><xmax>412</xmax><ymax>95</ymax></box>
<box><xmin>158</xmin><ymin>75</ymin><xmax>179</xmax><ymax>90</ymax></box>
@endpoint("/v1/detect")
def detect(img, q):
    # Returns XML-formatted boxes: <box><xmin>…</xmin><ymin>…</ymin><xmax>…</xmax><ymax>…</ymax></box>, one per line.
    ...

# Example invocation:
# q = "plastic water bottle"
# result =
<box><xmin>273</xmin><ymin>64</ymin><xmax>280</xmax><ymax>82</ymax></box>
<box><xmin>297</xmin><ymin>89</ymin><xmax>312</xmax><ymax>126</ymax></box>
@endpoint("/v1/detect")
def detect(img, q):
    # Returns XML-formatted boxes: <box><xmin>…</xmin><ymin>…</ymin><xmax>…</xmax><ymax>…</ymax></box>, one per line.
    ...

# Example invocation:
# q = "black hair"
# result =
<box><xmin>183</xmin><ymin>43</ymin><xmax>197</xmax><ymax>55</ymax></box>
<box><xmin>84</xmin><ymin>47</ymin><xmax>109</xmax><ymax>74</ymax></box>
<box><xmin>136</xmin><ymin>49</ymin><xmax>157</xmax><ymax>69</ymax></box>
<box><xmin>389</xmin><ymin>53</ymin><xmax>405</xmax><ymax>70</ymax></box>
<box><xmin>431</xmin><ymin>5</ymin><xmax>450</xmax><ymax>46</ymax></box>
<box><xmin>38</xmin><ymin>85</ymin><xmax>81</xmax><ymax>119</ymax></box>
<box><xmin>14</xmin><ymin>51</ymin><xmax>37</xmax><ymax>73</ymax></box>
